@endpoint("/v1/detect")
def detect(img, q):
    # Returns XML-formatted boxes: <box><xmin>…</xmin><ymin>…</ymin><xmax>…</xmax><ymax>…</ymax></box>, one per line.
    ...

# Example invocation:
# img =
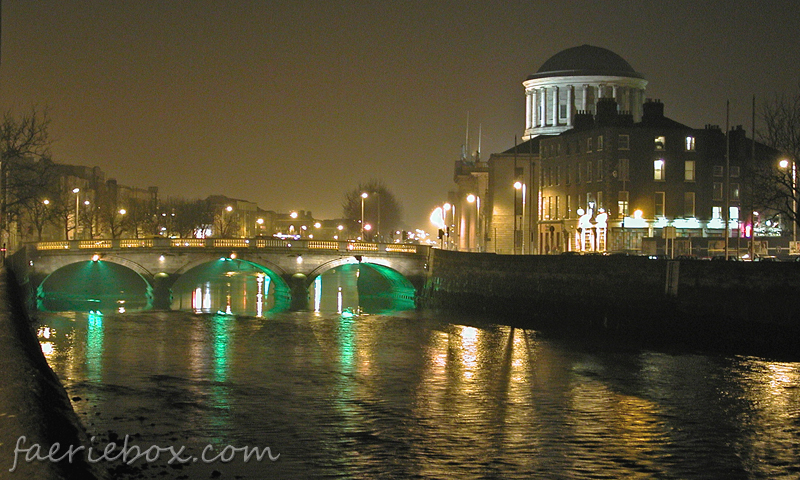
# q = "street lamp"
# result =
<box><xmin>360</xmin><ymin>192</ymin><xmax>368</xmax><ymax>240</ymax></box>
<box><xmin>514</xmin><ymin>181</ymin><xmax>527</xmax><ymax>254</ymax></box>
<box><xmin>467</xmin><ymin>194</ymin><xmax>480</xmax><ymax>252</ymax></box>
<box><xmin>780</xmin><ymin>158</ymin><xmax>797</xmax><ymax>247</ymax></box>
<box><xmin>72</xmin><ymin>188</ymin><xmax>80</xmax><ymax>240</ymax></box>
<box><xmin>443</xmin><ymin>202</ymin><xmax>452</xmax><ymax>250</ymax></box>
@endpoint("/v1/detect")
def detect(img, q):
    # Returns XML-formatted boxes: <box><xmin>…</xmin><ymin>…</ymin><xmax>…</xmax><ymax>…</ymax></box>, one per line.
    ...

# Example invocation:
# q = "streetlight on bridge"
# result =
<box><xmin>780</xmin><ymin>158</ymin><xmax>797</xmax><ymax>248</ymax></box>
<box><xmin>360</xmin><ymin>192</ymin><xmax>368</xmax><ymax>240</ymax></box>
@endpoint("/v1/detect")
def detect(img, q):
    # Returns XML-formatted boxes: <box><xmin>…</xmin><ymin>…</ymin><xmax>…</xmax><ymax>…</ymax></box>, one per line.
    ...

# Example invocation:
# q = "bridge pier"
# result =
<box><xmin>287</xmin><ymin>273</ymin><xmax>309</xmax><ymax>311</ymax></box>
<box><xmin>152</xmin><ymin>273</ymin><xmax>178</xmax><ymax>310</ymax></box>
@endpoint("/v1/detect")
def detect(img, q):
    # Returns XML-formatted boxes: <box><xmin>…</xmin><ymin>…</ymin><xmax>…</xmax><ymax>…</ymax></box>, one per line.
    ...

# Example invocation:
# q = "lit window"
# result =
<box><xmin>731</xmin><ymin>166</ymin><xmax>740</xmax><ymax>178</ymax></box>
<box><xmin>685</xmin><ymin>136</ymin><xmax>696</xmax><ymax>151</ymax></box>
<box><xmin>685</xmin><ymin>160</ymin><xmax>695</xmax><ymax>181</ymax></box>
<box><xmin>655</xmin><ymin>136</ymin><xmax>666</xmax><ymax>150</ymax></box>
<box><xmin>586</xmin><ymin>161</ymin><xmax>593</xmax><ymax>183</ymax></box>
<box><xmin>684</xmin><ymin>192</ymin><xmax>695</xmax><ymax>217</ymax></box>
<box><xmin>566</xmin><ymin>194</ymin><xmax>571</xmax><ymax>218</ymax></box>
<box><xmin>713</xmin><ymin>165</ymin><xmax>724</xmax><ymax>177</ymax></box>
<box><xmin>618</xmin><ymin>134</ymin><xmax>630</xmax><ymax>150</ymax></box>
<box><xmin>712</xmin><ymin>206</ymin><xmax>722</xmax><ymax>219</ymax></box>
<box><xmin>618</xmin><ymin>159</ymin><xmax>629</xmax><ymax>181</ymax></box>
<box><xmin>597</xmin><ymin>135</ymin><xmax>604</xmax><ymax>151</ymax></box>
<box><xmin>654</xmin><ymin>192</ymin><xmax>665</xmax><ymax>217</ymax></box>
<box><xmin>730</xmin><ymin>183</ymin><xmax>740</xmax><ymax>201</ymax></box>
<box><xmin>730</xmin><ymin>206</ymin><xmax>739</xmax><ymax>221</ymax></box>
<box><xmin>654</xmin><ymin>159</ymin><xmax>665</xmax><ymax>181</ymax></box>
<box><xmin>555</xmin><ymin>196</ymin><xmax>560</xmax><ymax>218</ymax></box>
<box><xmin>713</xmin><ymin>182</ymin><xmax>723</xmax><ymax>201</ymax></box>
<box><xmin>618</xmin><ymin>191</ymin><xmax>629</xmax><ymax>218</ymax></box>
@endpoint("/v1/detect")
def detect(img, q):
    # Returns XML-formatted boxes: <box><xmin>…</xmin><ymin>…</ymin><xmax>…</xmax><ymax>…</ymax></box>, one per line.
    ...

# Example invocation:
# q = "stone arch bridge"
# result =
<box><xmin>8</xmin><ymin>238</ymin><xmax>431</xmax><ymax>311</ymax></box>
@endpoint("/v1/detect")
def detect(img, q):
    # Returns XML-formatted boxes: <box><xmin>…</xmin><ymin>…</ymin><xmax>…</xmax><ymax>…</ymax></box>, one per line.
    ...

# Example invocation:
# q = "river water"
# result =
<box><xmin>34</xmin><ymin>307</ymin><xmax>800</xmax><ymax>480</ymax></box>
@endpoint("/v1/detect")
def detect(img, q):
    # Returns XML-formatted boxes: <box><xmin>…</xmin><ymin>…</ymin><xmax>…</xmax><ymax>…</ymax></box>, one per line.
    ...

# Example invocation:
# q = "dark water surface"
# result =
<box><xmin>36</xmin><ymin>310</ymin><xmax>800</xmax><ymax>479</ymax></box>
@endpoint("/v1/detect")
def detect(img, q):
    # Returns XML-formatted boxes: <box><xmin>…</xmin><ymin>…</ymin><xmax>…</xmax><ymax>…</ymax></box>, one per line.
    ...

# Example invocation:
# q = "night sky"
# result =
<box><xmin>2</xmin><ymin>1</ymin><xmax>798</xmax><ymax>228</ymax></box>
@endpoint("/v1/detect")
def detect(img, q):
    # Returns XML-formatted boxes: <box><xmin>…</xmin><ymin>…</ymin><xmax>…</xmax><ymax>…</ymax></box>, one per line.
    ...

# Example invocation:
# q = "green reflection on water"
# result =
<box><xmin>37</xmin><ymin>260</ymin><xmax>152</xmax><ymax>312</ymax></box>
<box><xmin>85</xmin><ymin>310</ymin><xmax>104</xmax><ymax>382</ymax></box>
<box><xmin>309</xmin><ymin>263</ymin><xmax>415</xmax><ymax>314</ymax></box>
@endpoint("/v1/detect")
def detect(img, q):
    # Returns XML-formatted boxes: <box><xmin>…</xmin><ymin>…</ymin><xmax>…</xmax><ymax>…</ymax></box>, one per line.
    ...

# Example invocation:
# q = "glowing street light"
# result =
<box><xmin>290</xmin><ymin>211</ymin><xmax>298</xmax><ymax>219</ymax></box>
<box><xmin>42</xmin><ymin>199</ymin><xmax>50</xmax><ymax>205</ymax></box>
<box><xmin>226</xmin><ymin>205</ymin><xmax>233</xmax><ymax>212</ymax></box>
<box><xmin>360</xmin><ymin>192</ymin><xmax>368</xmax><ymax>240</ymax></box>
<box><xmin>780</xmin><ymin>158</ymin><xmax>797</xmax><ymax>245</ymax></box>
<box><xmin>118</xmin><ymin>208</ymin><xmax>126</xmax><ymax>215</ymax></box>
<box><xmin>72</xmin><ymin>188</ymin><xmax>80</xmax><ymax>240</ymax></box>
<box><xmin>513</xmin><ymin>181</ymin><xmax>527</xmax><ymax>254</ymax></box>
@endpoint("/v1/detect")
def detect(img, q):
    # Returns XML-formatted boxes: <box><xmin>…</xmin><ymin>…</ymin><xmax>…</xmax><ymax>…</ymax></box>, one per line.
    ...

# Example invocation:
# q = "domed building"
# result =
<box><xmin>522</xmin><ymin>45</ymin><xmax>648</xmax><ymax>139</ymax></box>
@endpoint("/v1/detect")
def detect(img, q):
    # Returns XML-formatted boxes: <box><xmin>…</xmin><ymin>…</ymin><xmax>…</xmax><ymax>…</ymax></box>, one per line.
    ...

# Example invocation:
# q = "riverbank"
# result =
<box><xmin>419</xmin><ymin>250</ymin><xmax>800</xmax><ymax>358</ymax></box>
<box><xmin>0</xmin><ymin>267</ymin><xmax>105</xmax><ymax>479</ymax></box>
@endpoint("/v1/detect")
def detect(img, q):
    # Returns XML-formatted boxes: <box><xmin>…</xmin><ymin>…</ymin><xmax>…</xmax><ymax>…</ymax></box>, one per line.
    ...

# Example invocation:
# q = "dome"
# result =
<box><xmin>528</xmin><ymin>45</ymin><xmax>644</xmax><ymax>80</ymax></box>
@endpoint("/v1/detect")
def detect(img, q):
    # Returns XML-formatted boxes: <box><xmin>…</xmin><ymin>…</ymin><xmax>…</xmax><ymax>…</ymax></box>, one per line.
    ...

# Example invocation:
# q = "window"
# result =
<box><xmin>618</xmin><ymin>191</ymin><xmax>629</xmax><ymax>218</ymax></box>
<box><xmin>587</xmin><ymin>193</ymin><xmax>595</xmax><ymax>211</ymax></box>
<box><xmin>730</xmin><ymin>206</ymin><xmax>739</xmax><ymax>221</ymax></box>
<box><xmin>556</xmin><ymin>165</ymin><xmax>560</xmax><ymax>185</ymax></box>
<box><xmin>540</xmin><ymin>168</ymin><xmax>545</xmax><ymax>187</ymax></box>
<box><xmin>685</xmin><ymin>160</ymin><xmax>696</xmax><ymax>181</ymax></box>
<box><xmin>684</xmin><ymin>192</ymin><xmax>696</xmax><ymax>217</ymax></box>
<box><xmin>548</xmin><ymin>196</ymin><xmax>553</xmax><ymax>219</ymax></box>
<box><xmin>597</xmin><ymin>159</ymin><xmax>603</xmax><ymax>181</ymax></box>
<box><xmin>566</xmin><ymin>194</ymin><xmax>571</xmax><ymax>218</ymax></box>
<box><xmin>515</xmin><ymin>167</ymin><xmax>524</xmax><ymax>177</ymax></box>
<box><xmin>618</xmin><ymin>134</ymin><xmax>630</xmax><ymax>150</ymax></box>
<box><xmin>618</xmin><ymin>159</ymin><xmax>629</xmax><ymax>181</ymax></box>
<box><xmin>597</xmin><ymin>135</ymin><xmax>604</xmax><ymax>151</ymax></box>
<box><xmin>713</xmin><ymin>182</ymin><xmax>724</xmax><ymax>201</ymax></box>
<box><xmin>730</xmin><ymin>183</ymin><xmax>740</xmax><ymax>201</ymax></box>
<box><xmin>712</xmin><ymin>206</ymin><xmax>722</xmax><ymax>220</ymax></box>
<box><xmin>655</xmin><ymin>136</ymin><xmax>666</xmax><ymax>150</ymax></box>
<box><xmin>587</xmin><ymin>138</ymin><xmax>593</xmax><ymax>152</ymax></box>
<box><xmin>596</xmin><ymin>191</ymin><xmax>603</xmax><ymax>209</ymax></box>
<box><xmin>713</xmin><ymin>165</ymin><xmax>724</xmax><ymax>177</ymax></box>
<box><xmin>731</xmin><ymin>166</ymin><xmax>740</xmax><ymax>178</ymax></box>
<box><xmin>560</xmin><ymin>104</ymin><xmax>567</xmax><ymax>118</ymax></box>
<box><xmin>654</xmin><ymin>159</ymin><xmax>665</xmax><ymax>181</ymax></box>
<box><xmin>566</xmin><ymin>164</ymin><xmax>571</xmax><ymax>185</ymax></box>
<box><xmin>577</xmin><ymin>163</ymin><xmax>582</xmax><ymax>183</ymax></box>
<box><xmin>685</xmin><ymin>136</ymin><xmax>696</xmax><ymax>151</ymax></box>
<box><xmin>586</xmin><ymin>161</ymin><xmax>593</xmax><ymax>183</ymax></box>
<box><xmin>555</xmin><ymin>196</ymin><xmax>560</xmax><ymax>219</ymax></box>
<box><xmin>654</xmin><ymin>192</ymin><xmax>665</xmax><ymax>217</ymax></box>
<box><xmin>566</xmin><ymin>142</ymin><xmax>572</xmax><ymax>155</ymax></box>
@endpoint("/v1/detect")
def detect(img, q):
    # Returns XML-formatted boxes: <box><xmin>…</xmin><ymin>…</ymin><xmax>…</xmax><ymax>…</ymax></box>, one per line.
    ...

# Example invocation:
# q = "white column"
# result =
<box><xmin>540</xmin><ymin>87</ymin><xmax>547</xmax><ymax>127</ymax></box>
<box><xmin>552</xmin><ymin>86</ymin><xmax>559</xmax><ymax>126</ymax></box>
<box><xmin>582</xmin><ymin>85</ymin><xmax>588</xmax><ymax>111</ymax></box>
<box><xmin>525</xmin><ymin>91</ymin><xmax>532</xmax><ymax>130</ymax></box>
<box><xmin>612</xmin><ymin>85</ymin><xmax>619</xmax><ymax>108</ymax></box>
<box><xmin>531</xmin><ymin>89</ymin><xmax>538</xmax><ymax>129</ymax></box>
<box><xmin>566</xmin><ymin>85</ymin><xmax>574</xmax><ymax>127</ymax></box>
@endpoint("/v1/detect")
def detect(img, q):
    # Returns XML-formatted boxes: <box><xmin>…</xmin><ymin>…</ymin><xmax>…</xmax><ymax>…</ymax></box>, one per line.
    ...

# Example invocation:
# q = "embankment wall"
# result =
<box><xmin>419</xmin><ymin>250</ymin><xmax>800</xmax><ymax>355</ymax></box>
<box><xmin>0</xmin><ymin>268</ymin><xmax>105</xmax><ymax>479</ymax></box>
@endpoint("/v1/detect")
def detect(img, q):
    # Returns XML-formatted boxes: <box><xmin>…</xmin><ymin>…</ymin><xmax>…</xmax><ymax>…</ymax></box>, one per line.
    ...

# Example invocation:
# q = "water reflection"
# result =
<box><xmin>34</xmin><ymin>311</ymin><xmax>800</xmax><ymax>479</ymax></box>
<box><xmin>309</xmin><ymin>263</ymin><xmax>415</xmax><ymax>314</ymax></box>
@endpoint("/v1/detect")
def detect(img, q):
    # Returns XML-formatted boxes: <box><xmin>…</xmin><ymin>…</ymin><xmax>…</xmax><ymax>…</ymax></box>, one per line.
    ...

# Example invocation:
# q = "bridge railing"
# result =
<box><xmin>28</xmin><ymin>238</ymin><xmax>429</xmax><ymax>256</ymax></box>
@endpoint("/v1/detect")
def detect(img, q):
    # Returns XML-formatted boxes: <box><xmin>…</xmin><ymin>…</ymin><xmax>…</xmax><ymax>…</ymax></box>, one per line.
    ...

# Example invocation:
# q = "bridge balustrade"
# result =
<box><xmin>28</xmin><ymin>239</ymin><xmax>424</xmax><ymax>256</ymax></box>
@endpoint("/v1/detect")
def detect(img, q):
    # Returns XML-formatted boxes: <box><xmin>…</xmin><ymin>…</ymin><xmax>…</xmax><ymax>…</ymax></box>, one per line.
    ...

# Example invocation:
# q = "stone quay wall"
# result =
<box><xmin>0</xmin><ymin>268</ymin><xmax>106</xmax><ymax>480</ymax></box>
<box><xmin>419</xmin><ymin>250</ymin><xmax>800</xmax><ymax>356</ymax></box>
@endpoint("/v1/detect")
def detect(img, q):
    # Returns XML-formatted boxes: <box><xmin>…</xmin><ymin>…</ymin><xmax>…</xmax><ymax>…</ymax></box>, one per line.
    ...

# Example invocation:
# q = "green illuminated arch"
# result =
<box><xmin>170</xmin><ymin>258</ymin><xmax>291</xmax><ymax>313</ymax></box>
<box><xmin>37</xmin><ymin>260</ymin><xmax>152</xmax><ymax>312</ymax></box>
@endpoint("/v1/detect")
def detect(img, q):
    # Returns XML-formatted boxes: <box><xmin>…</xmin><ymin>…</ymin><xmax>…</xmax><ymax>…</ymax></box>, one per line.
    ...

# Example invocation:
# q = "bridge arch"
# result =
<box><xmin>37</xmin><ymin>259</ymin><xmax>153</xmax><ymax>312</ymax></box>
<box><xmin>170</xmin><ymin>257</ymin><xmax>291</xmax><ymax>313</ymax></box>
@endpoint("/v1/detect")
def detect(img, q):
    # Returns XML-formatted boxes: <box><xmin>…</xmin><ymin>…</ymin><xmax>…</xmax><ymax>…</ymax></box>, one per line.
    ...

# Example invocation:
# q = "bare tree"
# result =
<box><xmin>0</xmin><ymin>107</ymin><xmax>53</xmax><ymax>244</ymax></box>
<box><xmin>757</xmin><ymin>85</ymin><xmax>800</xmax><ymax>233</ymax></box>
<box><xmin>159</xmin><ymin>197</ymin><xmax>215</xmax><ymax>238</ymax></box>
<box><xmin>341</xmin><ymin>179</ymin><xmax>403</xmax><ymax>241</ymax></box>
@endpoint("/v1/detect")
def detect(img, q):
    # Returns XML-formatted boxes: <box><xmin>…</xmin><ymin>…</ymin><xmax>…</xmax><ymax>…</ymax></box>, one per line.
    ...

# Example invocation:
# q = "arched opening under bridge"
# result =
<box><xmin>309</xmin><ymin>262</ymin><xmax>416</xmax><ymax>314</ymax></box>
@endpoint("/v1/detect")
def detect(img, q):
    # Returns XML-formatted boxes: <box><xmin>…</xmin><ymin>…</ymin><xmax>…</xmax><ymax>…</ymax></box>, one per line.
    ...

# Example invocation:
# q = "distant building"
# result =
<box><xmin>537</xmin><ymin>98</ymin><xmax>780</xmax><ymax>254</ymax></box>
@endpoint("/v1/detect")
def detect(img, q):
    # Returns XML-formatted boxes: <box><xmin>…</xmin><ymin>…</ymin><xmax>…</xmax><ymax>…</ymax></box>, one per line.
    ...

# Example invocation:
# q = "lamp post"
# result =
<box><xmin>72</xmin><ymin>188</ymin><xmax>80</xmax><ymax>239</ymax></box>
<box><xmin>360</xmin><ymin>192</ymin><xmax>368</xmax><ymax>240</ymax></box>
<box><xmin>443</xmin><ymin>202</ymin><xmax>452</xmax><ymax>250</ymax></box>
<box><xmin>780</xmin><ymin>158</ymin><xmax>797</xmax><ymax>247</ymax></box>
<box><xmin>467</xmin><ymin>194</ymin><xmax>480</xmax><ymax>252</ymax></box>
<box><xmin>514</xmin><ymin>181</ymin><xmax>526</xmax><ymax>254</ymax></box>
